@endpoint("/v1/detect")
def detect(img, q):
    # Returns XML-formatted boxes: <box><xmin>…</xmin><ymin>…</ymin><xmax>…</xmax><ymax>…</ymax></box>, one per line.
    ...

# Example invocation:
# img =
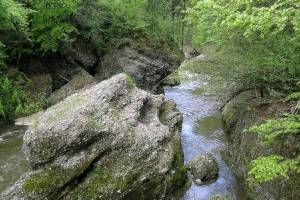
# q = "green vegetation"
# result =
<box><xmin>1</xmin><ymin>0</ymin><xmax>186</xmax><ymax>61</ymax></box>
<box><xmin>187</xmin><ymin>0</ymin><xmax>300</xmax><ymax>95</ymax></box>
<box><xmin>0</xmin><ymin>0</ymin><xmax>186</xmax><ymax>121</ymax></box>
<box><xmin>186</xmin><ymin>0</ymin><xmax>300</xmax><ymax>189</ymax></box>
<box><xmin>0</xmin><ymin>67</ymin><xmax>46</xmax><ymax>120</ymax></box>
<box><xmin>248</xmin><ymin>155</ymin><xmax>300</xmax><ymax>186</ymax></box>
<box><xmin>248</xmin><ymin>114</ymin><xmax>300</xmax><ymax>145</ymax></box>
<box><xmin>0</xmin><ymin>0</ymin><xmax>299</xmax><ymax>194</ymax></box>
<box><xmin>126</xmin><ymin>73</ymin><xmax>136</xmax><ymax>89</ymax></box>
<box><xmin>31</xmin><ymin>0</ymin><xmax>81</xmax><ymax>52</ymax></box>
<box><xmin>247</xmin><ymin>91</ymin><xmax>300</xmax><ymax>186</ymax></box>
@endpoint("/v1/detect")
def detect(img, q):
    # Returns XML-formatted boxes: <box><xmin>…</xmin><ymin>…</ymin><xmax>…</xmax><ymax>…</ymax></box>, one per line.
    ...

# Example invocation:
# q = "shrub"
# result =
<box><xmin>0</xmin><ymin>67</ymin><xmax>47</xmax><ymax>120</ymax></box>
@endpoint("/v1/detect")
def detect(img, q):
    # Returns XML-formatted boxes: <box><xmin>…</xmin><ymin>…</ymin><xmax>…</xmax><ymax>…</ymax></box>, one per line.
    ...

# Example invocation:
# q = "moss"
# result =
<box><xmin>23</xmin><ymin>167</ymin><xmax>69</xmax><ymax>195</ymax></box>
<box><xmin>169</xmin><ymin>135</ymin><xmax>188</xmax><ymax>192</ymax></box>
<box><xmin>86</xmin><ymin>115</ymin><xmax>102</xmax><ymax>129</ymax></box>
<box><xmin>222</xmin><ymin>101</ymin><xmax>236</xmax><ymax>130</ymax></box>
<box><xmin>197</xmin><ymin>114</ymin><xmax>223</xmax><ymax>135</ymax></box>
<box><xmin>163</xmin><ymin>71</ymin><xmax>181</xmax><ymax>86</ymax></box>
<box><xmin>192</xmin><ymin>87</ymin><xmax>207</xmax><ymax>96</ymax></box>
<box><xmin>67</xmin><ymin>166</ymin><xmax>124</xmax><ymax>200</ymax></box>
<box><xmin>23</xmin><ymin>161</ymin><xmax>91</xmax><ymax>198</ymax></box>
<box><xmin>47</xmin><ymin>94</ymin><xmax>89</xmax><ymax>123</ymax></box>
<box><xmin>125</xmin><ymin>74</ymin><xmax>136</xmax><ymax>89</ymax></box>
<box><xmin>209</xmin><ymin>194</ymin><xmax>232</xmax><ymax>200</ymax></box>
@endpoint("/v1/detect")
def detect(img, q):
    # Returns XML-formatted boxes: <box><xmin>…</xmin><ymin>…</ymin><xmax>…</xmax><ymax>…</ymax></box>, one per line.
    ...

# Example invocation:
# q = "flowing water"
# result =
<box><xmin>0</xmin><ymin>123</ymin><xmax>28</xmax><ymax>193</ymax></box>
<box><xmin>164</xmin><ymin>73</ymin><xmax>241</xmax><ymax>200</ymax></box>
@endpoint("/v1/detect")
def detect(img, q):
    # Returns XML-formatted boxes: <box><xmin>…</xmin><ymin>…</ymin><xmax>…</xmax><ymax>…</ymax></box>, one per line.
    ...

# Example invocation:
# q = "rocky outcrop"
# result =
<box><xmin>49</xmin><ymin>69</ymin><xmax>97</xmax><ymax>105</ymax></box>
<box><xmin>60</xmin><ymin>39</ymin><xmax>98</xmax><ymax>72</ymax></box>
<box><xmin>27</xmin><ymin>74</ymin><xmax>53</xmax><ymax>97</ymax></box>
<box><xmin>222</xmin><ymin>90</ymin><xmax>300</xmax><ymax>200</ymax></box>
<box><xmin>187</xmin><ymin>153</ymin><xmax>219</xmax><ymax>185</ymax></box>
<box><xmin>95</xmin><ymin>47</ymin><xmax>180</xmax><ymax>93</ymax></box>
<box><xmin>2</xmin><ymin>74</ymin><xmax>187</xmax><ymax>200</ymax></box>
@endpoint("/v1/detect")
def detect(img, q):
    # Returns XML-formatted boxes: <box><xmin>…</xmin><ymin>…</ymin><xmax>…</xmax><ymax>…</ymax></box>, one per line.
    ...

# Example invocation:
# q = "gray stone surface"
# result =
<box><xmin>95</xmin><ymin>47</ymin><xmax>179</xmax><ymax>93</ymax></box>
<box><xmin>187</xmin><ymin>153</ymin><xmax>219</xmax><ymax>185</ymax></box>
<box><xmin>49</xmin><ymin>69</ymin><xmax>97</xmax><ymax>105</ymax></box>
<box><xmin>2</xmin><ymin>73</ymin><xmax>186</xmax><ymax>200</ymax></box>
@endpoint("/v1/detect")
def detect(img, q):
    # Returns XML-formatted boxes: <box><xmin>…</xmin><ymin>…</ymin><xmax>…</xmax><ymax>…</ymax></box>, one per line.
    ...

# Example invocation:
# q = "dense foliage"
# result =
<box><xmin>1</xmin><ymin>0</ymin><xmax>185</xmax><ymax>62</ymax></box>
<box><xmin>0</xmin><ymin>0</ymin><xmax>185</xmax><ymax>121</ymax></box>
<box><xmin>187</xmin><ymin>0</ymin><xmax>300</xmax><ymax>95</ymax></box>
<box><xmin>249</xmin><ymin>114</ymin><xmax>300</xmax><ymax>145</ymax></box>
<box><xmin>248</xmin><ymin>155</ymin><xmax>300</xmax><ymax>185</ymax></box>
<box><xmin>0</xmin><ymin>0</ymin><xmax>31</xmax><ymax>65</ymax></box>
<box><xmin>0</xmin><ymin>66</ymin><xmax>47</xmax><ymax>120</ymax></box>
<box><xmin>186</xmin><ymin>0</ymin><xmax>300</xmax><ymax>188</ymax></box>
<box><xmin>31</xmin><ymin>0</ymin><xmax>81</xmax><ymax>52</ymax></box>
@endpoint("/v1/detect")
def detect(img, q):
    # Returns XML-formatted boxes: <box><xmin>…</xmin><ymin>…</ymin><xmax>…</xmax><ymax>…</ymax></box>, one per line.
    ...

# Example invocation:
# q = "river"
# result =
<box><xmin>0</xmin><ymin>67</ymin><xmax>242</xmax><ymax>199</ymax></box>
<box><xmin>164</xmin><ymin>70</ymin><xmax>242</xmax><ymax>200</ymax></box>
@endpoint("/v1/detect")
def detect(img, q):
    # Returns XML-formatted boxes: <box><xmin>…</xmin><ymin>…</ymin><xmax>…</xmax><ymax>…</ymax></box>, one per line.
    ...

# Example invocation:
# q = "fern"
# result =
<box><xmin>0</xmin><ymin>0</ymin><xmax>31</xmax><ymax>33</ymax></box>
<box><xmin>285</xmin><ymin>92</ymin><xmax>300</xmax><ymax>102</ymax></box>
<box><xmin>248</xmin><ymin>155</ymin><xmax>300</xmax><ymax>186</ymax></box>
<box><xmin>248</xmin><ymin>114</ymin><xmax>300</xmax><ymax>144</ymax></box>
<box><xmin>247</xmin><ymin>92</ymin><xmax>300</xmax><ymax>185</ymax></box>
<box><xmin>32</xmin><ymin>0</ymin><xmax>81</xmax><ymax>52</ymax></box>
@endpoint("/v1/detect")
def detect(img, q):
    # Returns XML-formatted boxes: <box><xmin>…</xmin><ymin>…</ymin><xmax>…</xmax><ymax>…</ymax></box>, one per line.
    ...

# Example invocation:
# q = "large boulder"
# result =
<box><xmin>187</xmin><ymin>153</ymin><xmax>219</xmax><ymax>185</ymax></box>
<box><xmin>95</xmin><ymin>47</ymin><xmax>180</xmax><ymax>93</ymax></box>
<box><xmin>1</xmin><ymin>73</ymin><xmax>187</xmax><ymax>200</ymax></box>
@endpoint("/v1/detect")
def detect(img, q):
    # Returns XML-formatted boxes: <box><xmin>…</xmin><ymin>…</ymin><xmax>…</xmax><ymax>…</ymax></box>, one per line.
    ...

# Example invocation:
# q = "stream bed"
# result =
<box><xmin>164</xmin><ymin>73</ymin><xmax>242</xmax><ymax>200</ymax></box>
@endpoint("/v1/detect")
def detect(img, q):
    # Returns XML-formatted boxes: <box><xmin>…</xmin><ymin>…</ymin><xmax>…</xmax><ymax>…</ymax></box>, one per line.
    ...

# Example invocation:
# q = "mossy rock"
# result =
<box><xmin>163</xmin><ymin>71</ymin><xmax>181</xmax><ymax>86</ymax></box>
<box><xmin>209</xmin><ymin>194</ymin><xmax>232</xmax><ymax>200</ymax></box>
<box><xmin>222</xmin><ymin>90</ymin><xmax>256</xmax><ymax>131</ymax></box>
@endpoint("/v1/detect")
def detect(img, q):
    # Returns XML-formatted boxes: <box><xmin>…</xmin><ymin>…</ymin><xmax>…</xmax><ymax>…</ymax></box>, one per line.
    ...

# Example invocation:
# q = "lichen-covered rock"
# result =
<box><xmin>1</xmin><ymin>73</ymin><xmax>186</xmax><ymax>200</ymax></box>
<box><xmin>49</xmin><ymin>69</ymin><xmax>97</xmax><ymax>105</ymax></box>
<box><xmin>95</xmin><ymin>47</ymin><xmax>180</xmax><ymax>93</ymax></box>
<box><xmin>187</xmin><ymin>153</ymin><xmax>219</xmax><ymax>185</ymax></box>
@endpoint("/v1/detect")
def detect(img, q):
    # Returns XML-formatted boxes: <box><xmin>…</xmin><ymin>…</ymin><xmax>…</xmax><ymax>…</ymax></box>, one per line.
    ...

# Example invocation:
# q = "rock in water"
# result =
<box><xmin>187</xmin><ymin>153</ymin><xmax>219</xmax><ymax>185</ymax></box>
<box><xmin>1</xmin><ymin>73</ymin><xmax>186</xmax><ymax>200</ymax></box>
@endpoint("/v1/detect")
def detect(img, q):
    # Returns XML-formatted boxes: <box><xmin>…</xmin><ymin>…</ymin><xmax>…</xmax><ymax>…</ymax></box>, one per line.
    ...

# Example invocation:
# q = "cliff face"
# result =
<box><xmin>222</xmin><ymin>90</ymin><xmax>300</xmax><ymax>200</ymax></box>
<box><xmin>95</xmin><ymin>47</ymin><xmax>181</xmax><ymax>94</ymax></box>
